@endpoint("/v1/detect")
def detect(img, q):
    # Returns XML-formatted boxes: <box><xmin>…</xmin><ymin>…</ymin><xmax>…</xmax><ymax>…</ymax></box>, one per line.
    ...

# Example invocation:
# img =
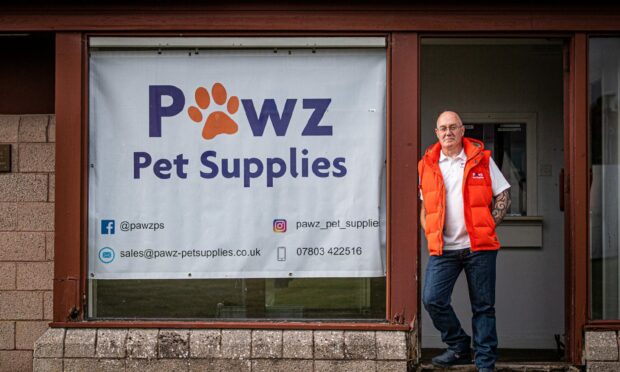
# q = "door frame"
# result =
<box><xmin>414</xmin><ymin>33</ymin><xmax>586</xmax><ymax>364</ymax></box>
<box><xmin>566</xmin><ymin>33</ymin><xmax>588</xmax><ymax>365</ymax></box>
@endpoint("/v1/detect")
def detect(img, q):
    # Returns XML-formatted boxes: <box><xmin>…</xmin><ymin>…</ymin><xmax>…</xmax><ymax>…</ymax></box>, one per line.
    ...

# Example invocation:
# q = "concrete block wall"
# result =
<box><xmin>32</xmin><ymin>328</ymin><xmax>412</xmax><ymax>371</ymax></box>
<box><xmin>584</xmin><ymin>331</ymin><xmax>620</xmax><ymax>371</ymax></box>
<box><xmin>0</xmin><ymin>115</ymin><xmax>55</xmax><ymax>372</ymax></box>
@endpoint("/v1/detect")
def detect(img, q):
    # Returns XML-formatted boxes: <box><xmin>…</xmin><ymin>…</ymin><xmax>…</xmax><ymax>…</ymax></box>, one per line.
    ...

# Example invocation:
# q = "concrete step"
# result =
<box><xmin>416</xmin><ymin>363</ymin><xmax>580</xmax><ymax>371</ymax></box>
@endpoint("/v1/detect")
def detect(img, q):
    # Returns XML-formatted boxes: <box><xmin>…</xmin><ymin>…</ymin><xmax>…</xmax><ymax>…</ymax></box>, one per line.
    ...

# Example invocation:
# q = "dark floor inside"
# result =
<box><xmin>422</xmin><ymin>348</ymin><xmax>563</xmax><ymax>363</ymax></box>
<box><xmin>419</xmin><ymin>348</ymin><xmax>573</xmax><ymax>371</ymax></box>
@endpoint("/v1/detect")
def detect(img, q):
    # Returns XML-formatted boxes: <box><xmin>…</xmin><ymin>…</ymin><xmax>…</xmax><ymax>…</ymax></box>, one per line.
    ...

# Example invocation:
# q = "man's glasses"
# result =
<box><xmin>436</xmin><ymin>124</ymin><xmax>462</xmax><ymax>133</ymax></box>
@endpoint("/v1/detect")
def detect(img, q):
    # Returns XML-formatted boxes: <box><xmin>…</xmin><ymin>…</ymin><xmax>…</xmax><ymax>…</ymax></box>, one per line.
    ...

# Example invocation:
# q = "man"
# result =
<box><xmin>418</xmin><ymin>111</ymin><xmax>511</xmax><ymax>372</ymax></box>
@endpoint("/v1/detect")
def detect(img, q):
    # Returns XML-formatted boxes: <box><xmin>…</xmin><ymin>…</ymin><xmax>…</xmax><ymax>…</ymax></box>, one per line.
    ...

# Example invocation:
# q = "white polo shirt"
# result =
<box><xmin>423</xmin><ymin>149</ymin><xmax>510</xmax><ymax>250</ymax></box>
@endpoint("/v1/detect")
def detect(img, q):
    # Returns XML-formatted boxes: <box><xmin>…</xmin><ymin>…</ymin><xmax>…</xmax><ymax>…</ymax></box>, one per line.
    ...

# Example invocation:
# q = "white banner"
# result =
<box><xmin>88</xmin><ymin>47</ymin><xmax>386</xmax><ymax>279</ymax></box>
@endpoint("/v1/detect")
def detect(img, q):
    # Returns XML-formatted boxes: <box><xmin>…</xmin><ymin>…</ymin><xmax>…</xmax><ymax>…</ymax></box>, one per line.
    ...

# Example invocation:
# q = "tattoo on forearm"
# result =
<box><xmin>491</xmin><ymin>190</ymin><xmax>511</xmax><ymax>225</ymax></box>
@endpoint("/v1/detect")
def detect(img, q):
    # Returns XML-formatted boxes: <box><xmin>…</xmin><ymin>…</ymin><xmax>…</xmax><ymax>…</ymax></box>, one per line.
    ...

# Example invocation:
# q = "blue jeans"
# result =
<box><xmin>423</xmin><ymin>248</ymin><xmax>498</xmax><ymax>370</ymax></box>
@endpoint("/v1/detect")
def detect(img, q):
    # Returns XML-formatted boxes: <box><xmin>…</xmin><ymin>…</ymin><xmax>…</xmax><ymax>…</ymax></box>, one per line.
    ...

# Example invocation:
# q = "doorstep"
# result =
<box><xmin>416</xmin><ymin>362</ymin><xmax>579</xmax><ymax>371</ymax></box>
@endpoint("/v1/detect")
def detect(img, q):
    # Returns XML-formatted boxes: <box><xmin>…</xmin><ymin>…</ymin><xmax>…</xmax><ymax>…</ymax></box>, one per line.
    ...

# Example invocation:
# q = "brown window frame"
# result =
<box><xmin>53</xmin><ymin>31</ymin><xmax>419</xmax><ymax>332</ymax></box>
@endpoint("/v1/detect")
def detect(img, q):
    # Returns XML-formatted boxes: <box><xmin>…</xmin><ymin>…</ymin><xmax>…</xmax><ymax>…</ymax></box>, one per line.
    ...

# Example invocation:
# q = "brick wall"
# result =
<box><xmin>0</xmin><ymin>115</ymin><xmax>55</xmax><ymax>372</ymax></box>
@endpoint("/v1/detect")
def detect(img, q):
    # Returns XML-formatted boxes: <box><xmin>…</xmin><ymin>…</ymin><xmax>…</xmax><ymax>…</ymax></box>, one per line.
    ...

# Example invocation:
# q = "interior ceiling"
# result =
<box><xmin>421</xmin><ymin>38</ymin><xmax>564</xmax><ymax>46</ymax></box>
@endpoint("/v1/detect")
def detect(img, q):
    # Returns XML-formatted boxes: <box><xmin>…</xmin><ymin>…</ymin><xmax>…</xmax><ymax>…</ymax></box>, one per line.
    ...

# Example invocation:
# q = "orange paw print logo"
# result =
<box><xmin>188</xmin><ymin>83</ymin><xmax>239</xmax><ymax>140</ymax></box>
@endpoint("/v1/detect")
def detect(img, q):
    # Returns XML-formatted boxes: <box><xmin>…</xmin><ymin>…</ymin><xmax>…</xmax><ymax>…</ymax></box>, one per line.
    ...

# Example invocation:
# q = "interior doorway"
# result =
<box><xmin>419</xmin><ymin>38</ymin><xmax>566</xmax><ymax>362</ymax></box>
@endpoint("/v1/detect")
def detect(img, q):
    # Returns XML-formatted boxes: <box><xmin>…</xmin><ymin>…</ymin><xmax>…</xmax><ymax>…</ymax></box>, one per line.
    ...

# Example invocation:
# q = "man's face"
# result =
<box><xmin>435</xmin><ymin>112</ymin><xmax>464</xmax><ymax>149</ymax></box>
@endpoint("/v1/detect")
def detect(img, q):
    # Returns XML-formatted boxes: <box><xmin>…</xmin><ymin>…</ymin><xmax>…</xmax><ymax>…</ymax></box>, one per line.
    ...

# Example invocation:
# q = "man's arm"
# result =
<box><xmin>491</xmin><ymin>189</ymin><xmax>511</xmax><ymax>225</ymax></box>
<box><xmin>420</xmin><ymin>203</ymin><xmax>426</xmax><ymax>230</ymax></box>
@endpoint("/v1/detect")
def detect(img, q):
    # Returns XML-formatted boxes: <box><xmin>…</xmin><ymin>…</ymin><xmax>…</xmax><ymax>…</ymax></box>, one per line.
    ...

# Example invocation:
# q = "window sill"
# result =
<box><xmin>49</xmin><ymin>320</ymin><xmax>411</xmax><ymax>331</ymax></box>
<box><xmin>497</xmin><ymin>216</ymin><xmax>544</xmax><ymax>248</ymax></box>
<box><xmin>585</xmin><ymin>321</ymin><xmax>620</xmax><ymax>330</ymax></box>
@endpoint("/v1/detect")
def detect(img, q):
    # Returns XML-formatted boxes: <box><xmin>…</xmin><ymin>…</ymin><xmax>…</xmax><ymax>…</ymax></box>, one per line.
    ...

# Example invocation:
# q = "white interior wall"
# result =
<box><xmin>420</xmin><ymin>42</ymin><xmax>565</xmax><ymax>349</ymax></box>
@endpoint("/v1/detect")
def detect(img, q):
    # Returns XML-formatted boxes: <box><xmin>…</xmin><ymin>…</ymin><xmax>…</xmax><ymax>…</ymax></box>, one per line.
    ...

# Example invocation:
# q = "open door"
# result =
<box><xmin>419</xmin><ymin>37</ymin><xmax>567</xmax><ymax>363</ymax></box>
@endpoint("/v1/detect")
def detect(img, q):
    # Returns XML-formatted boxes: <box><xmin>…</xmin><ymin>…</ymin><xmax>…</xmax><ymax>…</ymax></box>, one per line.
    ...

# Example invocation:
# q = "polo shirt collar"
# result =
<box><xmin>439</xmin><ymin>148</ymin><xmax>466</xmax><ymax>163</ymax></box>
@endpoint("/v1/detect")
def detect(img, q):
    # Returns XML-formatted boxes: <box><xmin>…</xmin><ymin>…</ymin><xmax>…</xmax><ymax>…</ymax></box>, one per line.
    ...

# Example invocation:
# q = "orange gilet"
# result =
<box><xmin>418</xmin><ymin>137</ymin><xmax>500</xmax><ymax>256</ymax></box>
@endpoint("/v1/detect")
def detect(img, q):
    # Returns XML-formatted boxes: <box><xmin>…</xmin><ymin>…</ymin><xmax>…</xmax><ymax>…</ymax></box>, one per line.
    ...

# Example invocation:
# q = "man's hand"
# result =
<box><xmin>491</xmin><ymin>190</ymin><xmax>511</xmax><ymax>225</ymax></box>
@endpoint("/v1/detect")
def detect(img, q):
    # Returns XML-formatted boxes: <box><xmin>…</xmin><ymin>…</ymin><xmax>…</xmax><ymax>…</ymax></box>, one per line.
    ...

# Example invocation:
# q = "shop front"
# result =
<box><xmin>0</xmin><ymin>3</ymin><xmax>619</xmax><ymax>371</ymax></box>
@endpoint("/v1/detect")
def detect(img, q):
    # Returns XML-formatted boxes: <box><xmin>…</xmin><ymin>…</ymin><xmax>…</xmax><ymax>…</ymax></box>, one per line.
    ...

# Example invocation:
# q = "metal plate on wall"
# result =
<box><xmin>0</xmin><ymin>144</ymin><xmax>11</xmax><ymax>172</ymax></box>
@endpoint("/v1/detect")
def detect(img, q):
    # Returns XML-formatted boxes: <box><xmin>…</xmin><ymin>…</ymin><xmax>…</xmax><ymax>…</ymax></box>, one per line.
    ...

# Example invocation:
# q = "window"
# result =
<box><xmin>589</xmin><ymin>37</ymin><xmax>620</xmax><ymax>319</ymax></box>
<box><xmin>461</xmin><ymin>113</ymin><xmax>538</xmax><ymax>216</ymax></box>
<box><xmin>87</xmin><ymin>37</ymin><xmax>387</xmax><ymax>319</ymax></box>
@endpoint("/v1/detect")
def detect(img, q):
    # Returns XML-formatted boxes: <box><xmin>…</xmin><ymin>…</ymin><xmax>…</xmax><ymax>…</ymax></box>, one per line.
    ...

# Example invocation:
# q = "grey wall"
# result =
<box><xmin>420</xmin><ymin>42</ymin><xmax>565</xmax><ymax>349</ymax></box>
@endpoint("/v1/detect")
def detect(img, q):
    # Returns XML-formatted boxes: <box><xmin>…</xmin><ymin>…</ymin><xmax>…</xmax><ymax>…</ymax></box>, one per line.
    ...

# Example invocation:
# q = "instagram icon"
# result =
<box><xmin>273</xmin><ymin>219</ymin><xmax>287</xmax><ymax>233</ymax></box>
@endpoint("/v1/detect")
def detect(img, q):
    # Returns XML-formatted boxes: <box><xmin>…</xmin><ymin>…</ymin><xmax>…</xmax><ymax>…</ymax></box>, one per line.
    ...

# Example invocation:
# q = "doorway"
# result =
<box><xmin>419</xmin><ymin>38</ymin><xmax>566</xmax><ymax>362</ymax></box>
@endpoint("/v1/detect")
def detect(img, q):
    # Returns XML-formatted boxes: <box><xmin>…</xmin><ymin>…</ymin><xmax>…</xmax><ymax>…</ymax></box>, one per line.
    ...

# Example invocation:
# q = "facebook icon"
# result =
<box><xmin>101</xmin><ymin>220</ymin><xmax>115</xmax><ymax>235</ymax></box>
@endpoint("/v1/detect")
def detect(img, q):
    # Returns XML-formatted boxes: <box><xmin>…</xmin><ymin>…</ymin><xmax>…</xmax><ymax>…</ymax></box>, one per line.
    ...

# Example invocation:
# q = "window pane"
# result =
<box><xmin>465</xmin><ymin>122</ymin><xmax>527</xmax><ymax>216</ymax></box>
<box><xmin>589</xmin><ymin>37</ymin><xmax>620</xmax><ymax>319</ymax></box>
<box><xmin>92</xmin><ymin>278</ymin><xmax>385</xmax><ymax>319</ymax></box>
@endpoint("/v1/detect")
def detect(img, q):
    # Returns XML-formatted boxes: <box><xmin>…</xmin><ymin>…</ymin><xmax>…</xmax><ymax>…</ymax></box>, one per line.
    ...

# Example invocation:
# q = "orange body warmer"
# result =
<box><xmin>418</xmin><ymin>137</ymin><xmax>500</xmax><ymax>256</ymax></box>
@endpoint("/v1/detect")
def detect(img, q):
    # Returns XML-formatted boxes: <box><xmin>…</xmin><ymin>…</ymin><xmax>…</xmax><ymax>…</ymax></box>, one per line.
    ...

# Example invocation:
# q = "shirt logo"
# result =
<box><xmin>472</xmin><ymin>172</ymin><xmax>484</xmax><ymax>179</ymax></box>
